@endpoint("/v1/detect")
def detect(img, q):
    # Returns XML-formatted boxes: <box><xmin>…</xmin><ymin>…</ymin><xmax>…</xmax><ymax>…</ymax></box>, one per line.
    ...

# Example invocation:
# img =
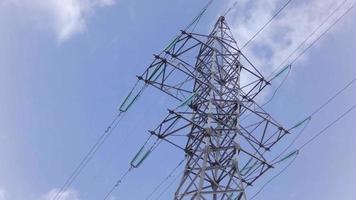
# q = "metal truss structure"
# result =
<box><xmin>137</xmin><ymin>16</ymin><xmax>291</xmax><ymax>200</ymax></box>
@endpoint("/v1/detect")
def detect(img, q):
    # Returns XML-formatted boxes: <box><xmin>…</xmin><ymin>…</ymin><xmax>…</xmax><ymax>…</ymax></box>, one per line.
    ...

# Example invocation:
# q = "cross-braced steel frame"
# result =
<box><xmin>138</xmin><ymin>16</ymin><xmax>290</xmax><ymax>200</ymax></box>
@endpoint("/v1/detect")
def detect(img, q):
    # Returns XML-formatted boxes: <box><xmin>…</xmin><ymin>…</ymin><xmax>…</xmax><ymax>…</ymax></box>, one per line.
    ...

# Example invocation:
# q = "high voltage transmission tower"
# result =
<box><xmin>51</xmin><ymin>1</ymin><xmax>356</xmax><ymax>199</ymax></box>
<box><xmin>134</xmin><ymin>16</ymin><xmax>293</xmax><ymax>200</ymax></box>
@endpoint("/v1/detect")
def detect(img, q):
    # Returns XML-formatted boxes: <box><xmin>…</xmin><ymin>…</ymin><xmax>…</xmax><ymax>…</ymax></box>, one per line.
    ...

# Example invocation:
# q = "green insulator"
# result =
<box><xmin>178</xmin><ymin>93</ymin><xmax>196</xmax><ymax>108</ymax></box>
<box><xmin>148</xmin><ymin>62</ymin><xmax>164</xmax><ymax>82</ymax></box>
<box><xmin>270</xmin><ymin>64</ymin><xmax>292</xmax><ymax>81</ymax></box>
<box><xmin>241</xmin><ymin>160</ymin><xmax>259</xmax><ymax>176</ymax></box>
<box><xmin>130</xmin><ymin>147</ymin><xmax>152</xmax><ymax>168</ymax></box>
<box><xmin>164</xmin><ymin>36</ymin><xmax>180</xmax><ymax>52</ymax></box>
<box><xmin>277</xmin><ymin>150</ymin><xmax>299</xmax><ymax>164</ymax></box>
<box><xmin>119</xmin><ymin>90</ymin><xmax>141</xmax><ymax>112</ymax></box>
<box><xmin>290</xmin><ymin>116</ymin><xmax>312</xmax><ymax>130</ymax></box>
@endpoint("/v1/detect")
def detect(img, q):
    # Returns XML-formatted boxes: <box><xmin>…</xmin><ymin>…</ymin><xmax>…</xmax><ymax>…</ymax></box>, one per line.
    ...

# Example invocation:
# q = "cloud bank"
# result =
<box><xmin>224</xmin><ymin>0</ymin><xmax>354</xmax><ymax>74</ymax></box>
<box><xmin>2</xmin><ymin>0</ymin><xmax>116</xmax><ymax>43</ymax></box>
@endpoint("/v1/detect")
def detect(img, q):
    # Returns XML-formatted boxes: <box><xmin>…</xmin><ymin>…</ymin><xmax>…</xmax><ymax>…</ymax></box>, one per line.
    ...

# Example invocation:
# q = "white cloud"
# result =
<box><xmin>3</xmin><ymin>0</ymin><xmax>116</xmax><ymax>43</ymax></box>
<box><xmin>40</xmin><ymin>188</ymin><xmax>80</xmax><ymax>200</ymax></box>
<box><xmin>0</xmin><ymin>188</ymin><xmax>6</xmax><ymax>200</ymax></box>
<box><xmin>97</xmin><ymin>0</ymin><xmax>115</xmax><ymax>6</ymax></box>
<box><xmin>224</xmin><ymin>0</ymin><xmax>355</xmax><ymax>75</ymax></box>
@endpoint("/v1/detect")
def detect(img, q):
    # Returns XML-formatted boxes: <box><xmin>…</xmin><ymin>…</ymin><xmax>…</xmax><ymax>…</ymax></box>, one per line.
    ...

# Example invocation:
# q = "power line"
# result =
<box><xmin>52</xmin><ymin>77</ymin><xmax>148</xmax><ymax>200</ymax></box>
<box><xmin>250</xmin><ymin>104</ymin><xmax>356</xmax><ymax>200</ymax></box>
<box><xmin>272</xmin><ymin>77</ymin><xmax>356</xmax><ymax>162</ymax></box>
<box><xmin>223</xmin><ymin>1</ymin><xmax>238</xmax><ymax>17</ymax></box>
<box><xmin>53</xmin><ymin>77</ymin><xmax>146</xmax><ymax>200</ymax></box>
<box><xmin>47</xmin><ymin>0</ymin><xmax>355</xmax><ymax>199</ymax></box>
<box><xmin>52</xmin><ymin>112</ymin><xmax>125</xmax><ymax>200</ymax></box>
<box><xmin>241</xmin><ymin>0</ymin><xmax>294</xmax><ymax>49</ymax></box>
<box><xmin>186</xmin><ymin>0</ymin><xmax>214</xmax><ymax>32</ymax></box>
<box><xmin>169</xmin><ymin>5</ymin><xmax>355</xmax><ymax>199</ymax></box>
<box><xmin>310</xmin><ymin>78</ymin><xmax>356</xmax><ymax>117</ymax></box>
<box><xmin>256</xmin><ymin>1</ymin><xmax>355</xmax><ymax>113</ymax></box>
<box><xmin>241</xmin><ymin>1</ymin><xmax>353</xmax><ymax>122</ymax></box>
<box><xmin>154</xmin><ymin>171</ymin><xmax>183</xmax><ymax>200</ymax></box>
<box><xmin>101</xmin><ymin>105</ymin><xmax>190</xmax><ymax>200</ymax></box>
<box><xmin>98</xmin><ymin>2</ymin><xmax>216</xmax><ymax>198</ymax></box>
<box><xmin>250</xmin><ymin>153</ymin><xmax>298</xmax><ymax>200</ymax></box>
<box><xmin>289</xmin><ymin>2</ymin><xmax>356</xmax><ymax>65</ymax></box>
<box><xmin>98</xmin><ymin>2</ymin><xmax>216</xmax><ymax>199</ymax></box>
<box><xmin>269</xmin><ymin>0</ymin><xmax>354</xmax><ymax>78</ymax></box>
<box><xmin>246</xmin><ymin>74</ymin><xmax>355</xmax><ymax>200</ymax></box>
<box><xmin>261</xmin><ymin>65</ymin><xmax>292</xmax><ymax>107</ymax></box>
<box><xmin>103</xmin><ymin>167</ymin><xmax>133</xmax><ymax>200</ymax></box>
<box><xmin>271</xmin><ymin>117</ymin><xmax>310</xmax><ymax>163</ymax></box>
<box><xmin>299</xmin><ymin>105</ymin><xmax>356</xmax><ymax>150</ymax></box>
<box><xmin>145</xmin><ymin>159</ymin><xmax>185</xmax><ymax>200</ymax></box>
<box><xmin>250</xmin><ymin>77</ymin><xmax>356</xmax><ymax>199</ymax></box>
<box><xmin>101</xmin><ymin>138</ymin><xmax>162</xmax><ymax>200</ymax></box>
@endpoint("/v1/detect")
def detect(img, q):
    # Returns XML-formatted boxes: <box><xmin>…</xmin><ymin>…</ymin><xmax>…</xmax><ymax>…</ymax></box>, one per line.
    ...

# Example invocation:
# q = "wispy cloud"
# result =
<box><xmin>40</xmin><ymin>188</ymin><xmax>80</xmax><ymax>200</ymax></box>
<box><xmin>3</xmin><ymin>0</ymin><xmax>116</xmax><ymax>43</ymax></box>
<box><xmin>224</xmin><ymin>0</ymin><xmax>355</xmax><ymax>74</ymax></box>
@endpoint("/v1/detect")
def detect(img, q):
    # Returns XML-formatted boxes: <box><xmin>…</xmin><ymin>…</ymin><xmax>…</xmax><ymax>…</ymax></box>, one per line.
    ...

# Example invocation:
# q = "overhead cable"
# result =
<box><xmin>241</xmin><ymin>0</ymin><xmax>294</xmax><ymax>49</ymax></box>
<box><xmin>269</xmin><ymin>0</ymin><xmax>354</xmax><ymax>79</ymax></box>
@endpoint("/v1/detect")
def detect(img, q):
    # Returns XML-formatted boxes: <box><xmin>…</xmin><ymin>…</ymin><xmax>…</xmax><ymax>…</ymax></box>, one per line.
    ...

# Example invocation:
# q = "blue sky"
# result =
<box><xmin>0</xmin><ymin>0</ymin><xmax>355</xmax><ymax>200</ymax></box>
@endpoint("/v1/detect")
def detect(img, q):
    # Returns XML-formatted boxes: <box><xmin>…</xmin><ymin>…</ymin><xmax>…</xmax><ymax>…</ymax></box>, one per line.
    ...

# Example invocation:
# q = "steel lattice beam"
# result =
<box><xmin>140</xmin><ymin>16</ymin><xmax>290</xmax><ymax>200</ymax></box>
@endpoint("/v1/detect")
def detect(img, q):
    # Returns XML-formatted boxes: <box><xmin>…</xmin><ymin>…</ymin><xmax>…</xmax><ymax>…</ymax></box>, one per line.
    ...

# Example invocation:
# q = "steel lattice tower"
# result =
<box><xmin>137</xmin><ymin>16</ymin><xmax>291</xmax><ymax>199</ymax></box>
<box><xmin>173</xmin><ymin>17</ymin><xmax>246</xmax><ymax>200</ymax></box>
